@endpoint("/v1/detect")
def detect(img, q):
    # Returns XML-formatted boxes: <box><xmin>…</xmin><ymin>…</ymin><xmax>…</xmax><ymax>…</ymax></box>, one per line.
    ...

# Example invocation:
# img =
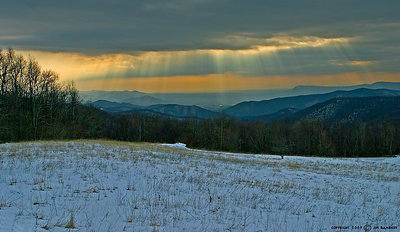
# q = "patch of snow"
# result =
<box><xmin>161</xmin><ymin>142</ymin><xmax>187</xmax><ymax>148</ymax></box>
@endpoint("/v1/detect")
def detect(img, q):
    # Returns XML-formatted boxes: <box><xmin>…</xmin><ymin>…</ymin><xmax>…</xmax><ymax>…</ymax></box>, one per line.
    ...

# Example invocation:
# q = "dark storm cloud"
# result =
<box><xmin>0</xmin><ymin>0</ymin><xmax>399</xmax><ymax>52</ymax></box>
<box><xmin>1</xmin><ymin>0</ymin><xmax>399</xmax><ymax>79</ymax></box>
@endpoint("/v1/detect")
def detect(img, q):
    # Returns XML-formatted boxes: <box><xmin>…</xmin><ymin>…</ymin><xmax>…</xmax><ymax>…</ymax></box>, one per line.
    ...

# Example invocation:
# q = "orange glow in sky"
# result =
<box><xmin>76</xmin><ymin>72</ymin><xmax>400</xmax><ymax>93</ymax></box>
<box><xmin>16</xmin><ymin>35</ymin><xmax>399</xmax><ymax>93</ymax></box>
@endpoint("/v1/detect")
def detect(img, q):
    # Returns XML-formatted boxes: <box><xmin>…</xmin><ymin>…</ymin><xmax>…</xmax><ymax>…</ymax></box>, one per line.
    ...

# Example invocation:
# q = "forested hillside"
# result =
<box><xmin>223</xmin><ymin>88</ymin><xmax>400</xmax><ymax>118</ymax></box>
<box><xmin>290</xmin><ymin>96</ymin><xmax>400</xmax><ymax>123</ymax></box>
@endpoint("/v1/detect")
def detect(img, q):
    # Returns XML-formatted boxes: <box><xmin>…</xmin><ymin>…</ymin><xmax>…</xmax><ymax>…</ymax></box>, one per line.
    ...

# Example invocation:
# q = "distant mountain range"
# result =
<box><xmin>243</xmin><ymin>108</ymin><xmax>300</xmax><ymax>122</ymax></box>
<box><xmin>89</xmin><ymin>100</ymin><xmax>222</xmax><ymax>119</ymax></box>
<box><xmin>290</xmin><ymin>81</ymin><xmax>400</xmax><ymax>95</ymax></box>
<box><xmin>80</xmin><ymin>81</ymin><xmax>400</xmax><ymax>109</ymax></box>
<box><xmin>289</xmin><ymin>96</ymin><xmax>400</xmax><ymax>123</ymax></box>
<box><xmin>143</xmin><ymin>104</ymin><xmax>221</xmax><ymax>119</ymax></box>
<box><xmin>89</xmin><ymin>87</ymin><xmax>400</xmax><ymax>122</ymax></box>
<box><xmin>222</xmin><ymin>88</ymin><xmax>400</xmax><ymax>119</ymax></box>
<box><xmin>89</xmin><ymin>100</ymin><xmax>145</xmax><ymax>113</ymax></box>
<box><xmin>81</xmin><ymin>91</ymin><xmax>165</xmax><ymax>106</ymax></box>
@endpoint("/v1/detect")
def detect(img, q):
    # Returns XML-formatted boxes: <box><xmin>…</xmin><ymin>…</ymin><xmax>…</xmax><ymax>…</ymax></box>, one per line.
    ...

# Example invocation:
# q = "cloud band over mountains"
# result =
<box><xmin>1</xmin><ymin>0</ymin><xmax>399</xmax><ymax>91</ymax></box>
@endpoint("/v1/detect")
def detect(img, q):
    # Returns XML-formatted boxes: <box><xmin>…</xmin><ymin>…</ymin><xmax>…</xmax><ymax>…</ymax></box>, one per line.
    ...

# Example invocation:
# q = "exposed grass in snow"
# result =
<box><xmin>0</xmin><ymin>140</ymin><xmax>399</xmax><ymax>231</ymax></box>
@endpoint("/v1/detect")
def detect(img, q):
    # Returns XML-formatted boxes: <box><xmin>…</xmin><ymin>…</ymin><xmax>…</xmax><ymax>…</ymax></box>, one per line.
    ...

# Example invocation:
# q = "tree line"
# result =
<box><xmin>1</xmin><ymin>49</ymin><xmax>399</xmax><ymax>157</ymax></box>
<box><xmin>0</xmin><ymin>48</ymin><xmax>88</xmax><ymax>141</ymax></box>
<box><xmin>104</xmin><ymin>114</ymin><xmax>399</xmax><ymax>157</ymax></box>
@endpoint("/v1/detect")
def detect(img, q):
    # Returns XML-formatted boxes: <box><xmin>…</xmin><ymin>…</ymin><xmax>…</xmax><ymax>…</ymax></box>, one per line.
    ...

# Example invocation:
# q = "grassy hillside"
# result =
<box><xmin>0</xmin><ymin>141</ymin><xmax>398</xmax><ymax>231</ymax></box>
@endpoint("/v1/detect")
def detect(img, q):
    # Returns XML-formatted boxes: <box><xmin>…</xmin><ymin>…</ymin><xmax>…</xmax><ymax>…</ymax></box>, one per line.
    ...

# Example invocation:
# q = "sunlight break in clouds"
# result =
<box><xmin>211</xmin><ymin>35</ymin><xmax>351</xmax><ymax>53</ymax></box>
<box><xmin>329</xmin><ymin>60</ymin><xmax>374</xmax><ymax>67</ymax></box>
<box><xmin>20</xmin><ymin>36</ymin><xmax>350</xmax><ymax>78</ymax></box>
<box><xmin>348</xmin><ymin>60</ymin><xmax>374</xmax><ymax>66</ymax></box>
<box><xmin>17</xmin><ymin>35</ymin><xmax>375</xmax><ymax>92</ymax></box>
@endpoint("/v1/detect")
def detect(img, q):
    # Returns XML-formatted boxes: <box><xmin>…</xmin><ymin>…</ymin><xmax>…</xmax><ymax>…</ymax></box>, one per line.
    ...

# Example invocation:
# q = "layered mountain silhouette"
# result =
<box><xmin>89</xmin><ymin>87</ymin><xmax>400</xmax><ymax>123</ymax></box>
<box><xmin>81</xmin><ymin>82</ymin><xmax>400</xmax><ymax>109</ymax></box>
<box><xmin>222</xmin><ymin>88</ymin><xmax>400</xmax><ymax>118</ymax></box>
<box><xmin>89</xmin><ymin>100</ymin><xmax>222</xmax><ymax>119</ymax></box>
<box><xmin>242</xmin><ymin>108</ymin><xmax>299</xmax><ymax>122</ymax></box>
<box><xmin>81</xmin><ymin>90</ymin><xmax>165</xmax><ymax>106</ymax></box>
<box><xmin>90</xmin><ymin>100</ymin><xmax>145</xmax><ymax>113</ymax></box>
<box><xmin>290</xmin><ymin>81</ymin><xmax>400</xmax><ymax>95</ymax></box>
<box><xmin>142</xmin><ymin>104</ymin><xmax>222</xmax><ymax>119</ymax></box>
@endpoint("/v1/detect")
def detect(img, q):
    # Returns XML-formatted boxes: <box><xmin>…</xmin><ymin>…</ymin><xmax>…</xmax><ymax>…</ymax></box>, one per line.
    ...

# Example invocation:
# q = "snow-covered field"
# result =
<box><xmin>0</xmin><ymin>140</ymin><xmax>398</xmax><ymax>232</ymax></box>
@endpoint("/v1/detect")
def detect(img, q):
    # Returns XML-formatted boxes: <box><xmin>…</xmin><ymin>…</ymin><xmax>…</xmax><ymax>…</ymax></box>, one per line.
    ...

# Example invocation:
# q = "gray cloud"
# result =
<box><xmin>0</xmin><ymin>0</ymin><xmax>398</xmax><ymax>51</ymax></box>
<box><xmin>1</xmin><ymin>0</ymin><xmax>399</xmax><ymax>78</ymax></box>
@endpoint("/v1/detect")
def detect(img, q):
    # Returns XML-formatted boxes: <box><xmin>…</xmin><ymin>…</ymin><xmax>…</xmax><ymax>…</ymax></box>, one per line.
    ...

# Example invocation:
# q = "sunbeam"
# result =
<box><xmin>16</xmin><ymin>35</ymin><xmax>397</xmax><ymax>92</ymax></box>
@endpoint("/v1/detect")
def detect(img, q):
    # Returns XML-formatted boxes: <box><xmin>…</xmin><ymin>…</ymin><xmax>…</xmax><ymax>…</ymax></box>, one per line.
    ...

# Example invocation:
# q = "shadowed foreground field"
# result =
<box><xmin>0</xmin><ymin>140</ymin><xmax>399</xmax><ymax>231</ymax></box>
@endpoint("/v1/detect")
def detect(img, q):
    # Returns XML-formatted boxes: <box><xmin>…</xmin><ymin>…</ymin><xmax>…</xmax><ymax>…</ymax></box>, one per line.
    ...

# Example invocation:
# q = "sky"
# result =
<box><xmin>1</xmin><ymin>0</ymin><xmax>399</xmax><ymax>92</ymax></box>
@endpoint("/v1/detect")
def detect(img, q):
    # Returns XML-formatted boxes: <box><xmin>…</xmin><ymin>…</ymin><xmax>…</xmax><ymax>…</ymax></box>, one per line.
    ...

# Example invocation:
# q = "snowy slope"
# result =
<box><xmin>0</xmin><ymin>141</ymin><xmax>398</xmax><ymax>232</ymax></box>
